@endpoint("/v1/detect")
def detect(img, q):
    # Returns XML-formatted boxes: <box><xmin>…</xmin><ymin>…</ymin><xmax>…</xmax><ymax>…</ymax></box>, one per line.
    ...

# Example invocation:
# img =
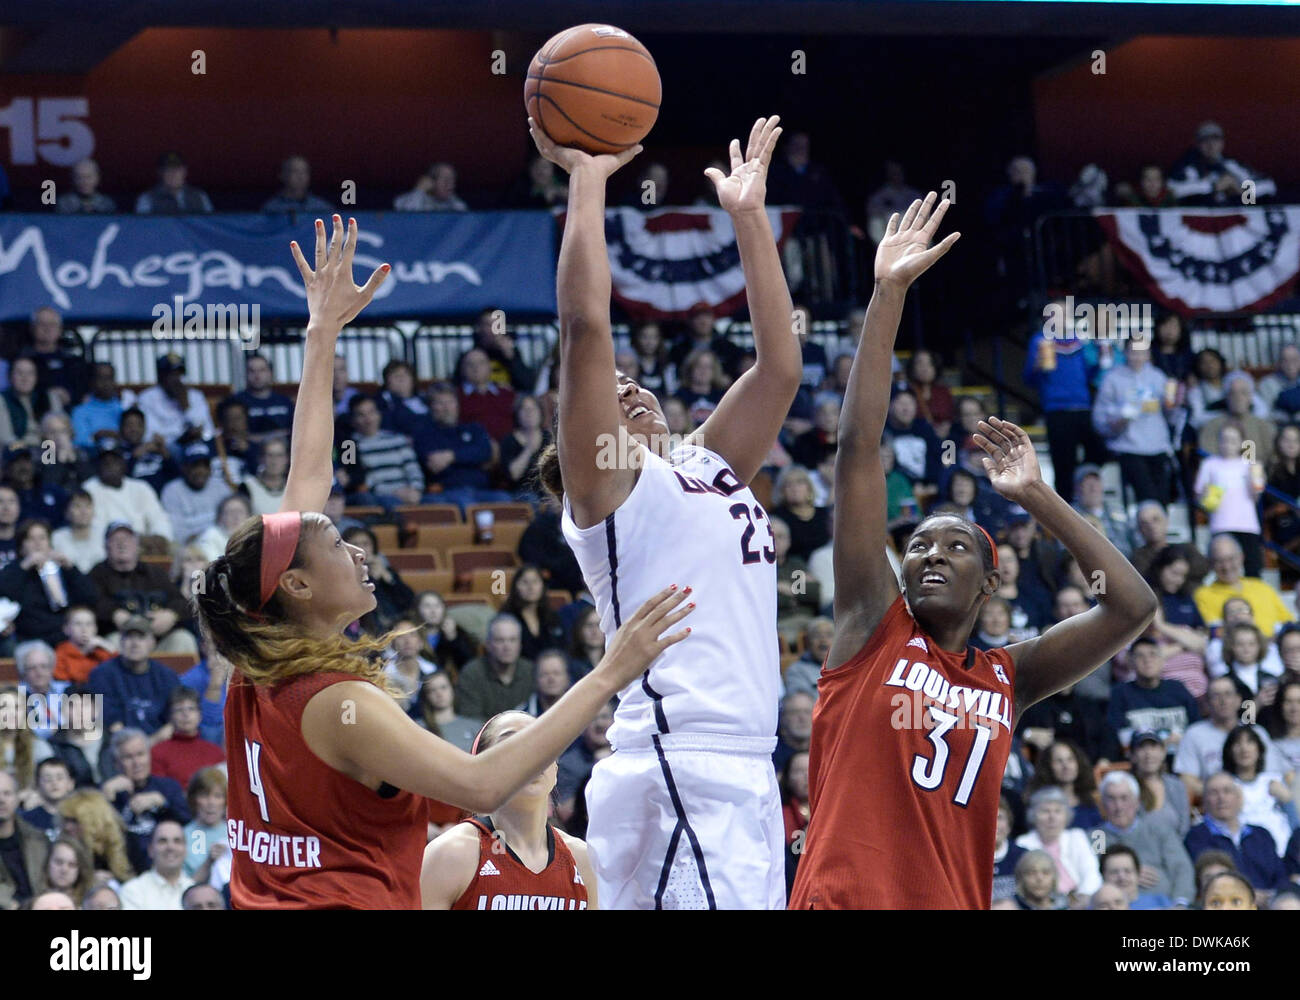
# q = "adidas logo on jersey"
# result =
<box><xmin>479</xmin><ymin>860</ymin><xmax>501</xmax><ymax>876</ymax></box>
<box><xmin>573</xmin><ymin>866</ymin><xmax>584</xmax><ymax>886</ymax></box>
<box><xmin>906</xmin><ymin>636</ymin><xmax>928</xmax><ymax>652</ymax></box>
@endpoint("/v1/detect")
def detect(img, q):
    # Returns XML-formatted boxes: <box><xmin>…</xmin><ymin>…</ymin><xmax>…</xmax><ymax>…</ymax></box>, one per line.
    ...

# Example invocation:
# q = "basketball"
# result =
<box><xmin>525</xmin><ymin>23</ymin><xmax>661</xmax><ymax>155</ymax></box>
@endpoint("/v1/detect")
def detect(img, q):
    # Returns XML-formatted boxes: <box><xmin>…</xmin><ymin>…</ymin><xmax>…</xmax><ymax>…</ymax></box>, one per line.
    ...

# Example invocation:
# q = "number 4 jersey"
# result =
<box><xmin>562</xmin><ymin>443</ymin><xmax>781</xmax><ymax>747</ymax></box>
<box><xmin>789</xmin><ymin>594</ymin><xmax>1017</xmax><ymax>910</ymax></box>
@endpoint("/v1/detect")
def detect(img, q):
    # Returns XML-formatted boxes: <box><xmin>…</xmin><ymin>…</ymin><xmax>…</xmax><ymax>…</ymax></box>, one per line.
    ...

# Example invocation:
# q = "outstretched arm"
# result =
<box><xmin>530</xmin><ymin>121</ymin><xmax>642</xmax><ymax>528</ymax></box>
<box><xmin>979</xmin><ymin>417</ymin><xmax>1158</xmax><ymax>721</ymax></box>
<box><xmin>282</xmin><ymin>216</ymin><xmax>389</xmax><ymax>514</ymax></box>
<box><xmin>690</xmin><ymin>117</ymin><xmax>802</xmax><ymax>483</ymax></box>
<box><xmin>825</xmin><ymin>195</ymin><xmax>959</xmax><ymax>672</ymax></box>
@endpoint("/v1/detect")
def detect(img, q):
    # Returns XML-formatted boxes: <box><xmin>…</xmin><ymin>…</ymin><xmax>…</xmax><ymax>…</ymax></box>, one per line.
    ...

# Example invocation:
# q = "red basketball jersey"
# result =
<box><xmin>789</xmin><ymin>595</ymin><xmax>1017</xmax><ymax>910</ymax></box>
<box><xmin>450</xmin><ymin>817</ymin><xmax>590</xmax><ymax>910</ymax></box>
<box><xmin>225</xmin><ymin>671</ymin><xmax>431</xmax><ymax>909</ymax></box>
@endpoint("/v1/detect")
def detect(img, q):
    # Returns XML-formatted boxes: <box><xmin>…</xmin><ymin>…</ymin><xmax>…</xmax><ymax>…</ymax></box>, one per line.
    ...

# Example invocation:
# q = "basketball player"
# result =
<box><xmin>420</xmin><ymin>711</ymin><xmax>596</xmax><ymax>910</ymax></box>
<box><xmin>528</xmin><ymin>115</ymin><xmax>802</xmax><ymax>909</ymax></box>
<box><xmin>788</xmin><ymin>194</ymin><xmax>1158</xmax><ymax>909</ymax></box>
<box><xmin>196</xmin><ymin>216</ymin><xmax>694</xmax><ymax>909</ymax></box>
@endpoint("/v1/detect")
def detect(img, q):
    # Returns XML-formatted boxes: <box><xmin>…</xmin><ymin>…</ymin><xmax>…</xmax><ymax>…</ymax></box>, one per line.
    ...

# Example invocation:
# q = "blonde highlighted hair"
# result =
<box><xmin>193</xmin><ymin>511</ymin><xmax>401</xmax><ymax>694</ymax></box>
<box><xmin>0</xmin><ymin>685</ymin><xmax>36</xmax><ymax>789</ymax></box>
<box><xmin>58</xmin><ymin>789</ymin><xmax>134</xmax><ymax>883</ymax></box>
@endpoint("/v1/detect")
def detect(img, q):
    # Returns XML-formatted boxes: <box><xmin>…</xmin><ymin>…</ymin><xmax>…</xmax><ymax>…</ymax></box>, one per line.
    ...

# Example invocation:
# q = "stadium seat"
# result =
<box><xmin>398</xmin><ymin>504</ymin><xmax>462</xmax><ymax>525</ymax></box>
<box><xmin>400</xmin><ymin>569</ymin><xmax>455</xmax><ymax>596</ymax></box>
<box><xmin>0</xmin><ymin>658</ymin><xmax>16</xmax><ymax>683</ymax></box>
<box><xmin>154</xmin><ymin>653</ymin><xmax>199</xmax><ymax>675</ymax></box>
<box><xmin>344</xmin><ymin>505</ymin><xmax>386</xmax><ymax>521</ymax></box>
<box><xmin>547</xmin><ymin>589</ymin><xmax>572</xmax><ymax>611</ymax></box>
<box><xmin>386</xmin><ymin>550</ymin><xmax>441</xmax><ymax>572</ymax></box>
<box><xmin>441</xmin><ymin>595</ymin><xmax>496</xmax><ymax>610</ymax></box>
<box><xmin>464</xmin><ymin>567</ymin><xmax>510</xmax><ymax>602</ymax></box>
<box><xmin>448</xmin><ymin>547</ymin><xmax>518</xmax><ymax>576</ymax></box>
<box><xmin>465</xmin><ymin>502</ymin><xmax>533</xmax><ymax>523</ymax></box>
<box><xmin>140</xmin><ymin>554</ymin><xmax>173</xmax><ymax>569</ymax></box>
<box><xmin>486</xmin><ymin>521</ymin><xmax>527</xmax><ymax>553</ymax></box>
<box><xmin>414</xmin><ymin>524</ymin><xmax>475</xmax><ymax>555</ymax></box>
<box><xmin>371</xmin><ymin>523</ymin><xmax>400</xmax><ymax>553</ymax></box>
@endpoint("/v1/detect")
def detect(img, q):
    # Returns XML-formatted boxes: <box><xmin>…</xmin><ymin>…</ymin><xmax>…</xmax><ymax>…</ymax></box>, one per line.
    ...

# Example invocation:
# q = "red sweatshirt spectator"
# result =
<box><xmin>151</xmin><ymin>687</ymin><xmax>224</xmax><ymax>787</ymax></box>
<box><xmin>456</xmin><ymin>348</ymin><xmax>515</xmax><ymax>442</ymax></box>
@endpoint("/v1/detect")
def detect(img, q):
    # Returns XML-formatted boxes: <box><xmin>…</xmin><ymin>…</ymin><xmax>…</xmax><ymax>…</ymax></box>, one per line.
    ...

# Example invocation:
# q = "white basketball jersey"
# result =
<box><xmin>562</xmin><ymin>443</ymin><xmax>780</xmax><ymax>748</ymax></box>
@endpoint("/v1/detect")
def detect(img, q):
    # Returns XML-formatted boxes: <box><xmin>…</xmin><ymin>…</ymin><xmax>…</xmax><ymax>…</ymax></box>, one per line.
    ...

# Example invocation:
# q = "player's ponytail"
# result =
<box><xmin>193</xmin><ymin>512</ymin><xmax>399</xmax><ymax>693</ymax></box>
<box><xmin>536</xmin><ymin>443</ymin><xmax>564</xmax><ymax>500</ymax></box>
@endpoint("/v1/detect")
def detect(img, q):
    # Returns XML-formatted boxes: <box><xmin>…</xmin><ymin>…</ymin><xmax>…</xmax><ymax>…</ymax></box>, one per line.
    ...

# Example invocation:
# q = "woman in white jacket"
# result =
<box><xmin>1015</xmin><ymin>786</ymin><xmax>1102</xmax><ymax>905</ymax></box>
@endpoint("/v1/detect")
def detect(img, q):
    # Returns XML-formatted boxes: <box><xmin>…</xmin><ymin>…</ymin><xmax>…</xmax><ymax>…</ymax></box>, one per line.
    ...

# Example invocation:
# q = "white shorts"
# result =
<box><xmin>584</xmin><ymin>732</ymin><xmax>786</xmax><ymax>910</ymax></box>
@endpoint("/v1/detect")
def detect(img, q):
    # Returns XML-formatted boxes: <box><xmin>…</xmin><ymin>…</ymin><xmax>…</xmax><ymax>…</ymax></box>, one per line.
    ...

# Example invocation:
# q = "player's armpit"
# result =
<box><xmin>420</xmin><ymin>824</ymin><xmax>480</xmax><ymax>909</ymax></box>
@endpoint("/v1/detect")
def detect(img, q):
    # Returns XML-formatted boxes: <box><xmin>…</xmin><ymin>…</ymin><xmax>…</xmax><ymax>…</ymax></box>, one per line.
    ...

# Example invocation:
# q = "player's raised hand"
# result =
<box><xmin>597</xmin><ymin>584</ymin><xmax>695</xmax><ymax>688</ymax></box>
<box><xmin>289</xmin><ymin>215</ymin><xmax>391</xmax><ymax>332</ymax></box>
<box><xmin>874</xmin><ymin>192</ymin><xmax>960</xmax><ymax>289</ymax></box>
<box><xmin>973</xmin><ymin>417</ymin><xmax>1044</xmax><ymax>503</ymax></box>
<box><xmin>528</xmin><ymin>117</ymin><xmax>642</xmax><ymax>179</ymax></box>
<box><xmin>704</xmin><ymin>115</ymin><xmax>782</xmax><ymax>215</ymax></box>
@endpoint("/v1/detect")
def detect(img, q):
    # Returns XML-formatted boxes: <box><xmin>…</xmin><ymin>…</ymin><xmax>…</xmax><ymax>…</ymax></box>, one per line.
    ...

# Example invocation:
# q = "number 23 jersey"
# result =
<box><xmin>562</xmin><ymin>443</ymin><xmax>780</xmax><ymax>747</ymax></box>
<box><xmin>789</xmin><ymin>594</ymin><xmax>1017</xmax><ymax>910</ymax></box>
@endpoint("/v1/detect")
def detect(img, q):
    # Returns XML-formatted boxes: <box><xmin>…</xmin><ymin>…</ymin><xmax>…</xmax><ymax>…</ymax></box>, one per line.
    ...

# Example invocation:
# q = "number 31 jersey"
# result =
<box><xmin>789</xmin><ymin>594</ymin><xmax>1017</xmax><ymax>910</ymax></box>
<box><xmin>562</xmin><ymin>443</ymin><xmax>780</xmax><ymax>748</ymax></box>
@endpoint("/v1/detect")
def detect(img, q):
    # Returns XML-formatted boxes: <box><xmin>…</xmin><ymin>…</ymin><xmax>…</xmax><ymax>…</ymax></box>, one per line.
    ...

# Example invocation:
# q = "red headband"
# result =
<box><xmin>257</xmin><ymin>512</ymin><xmax>302</xmax><ymax>611</ymax></box>
<box><xmin>975</xmin><ymin>524</ymin><xmax>999</xmax><ymax>569</ymax></box>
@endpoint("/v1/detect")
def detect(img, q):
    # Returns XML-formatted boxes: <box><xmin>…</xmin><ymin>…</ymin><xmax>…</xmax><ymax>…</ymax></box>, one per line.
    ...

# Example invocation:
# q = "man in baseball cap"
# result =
<box><xmin>160</xmin><ymin>438</ymin><xmax>229</xmax><ymax>547</ymax></box>
<box><xmin>134</xmin><ymin>352</ymin><xmax>214</xmax><ymax>448</ymax></box>
<box><xmin>136</xmin><ymin>152</ymin><xmax>213</xmax><ymax>215</ymax></box>
<box><xmin>1168</xmin><ymin>119</ymin><xmax>1276</xmax><ymax>206</ymax></box>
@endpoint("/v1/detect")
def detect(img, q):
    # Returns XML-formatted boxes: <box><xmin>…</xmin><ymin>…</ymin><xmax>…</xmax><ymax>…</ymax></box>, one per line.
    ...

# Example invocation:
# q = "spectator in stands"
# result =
<box><xmin>338</xmin><ymin>525</ymin><xmax>413</xmax><ymax>635</ymax></box>
<box><xmin>1195</xmin><ymin>533</ymin><xmax>1293</xmax><ymax>633</ymax></box>
<box><xmin>1093</xmin><ymin>769</ymin><xmax>1196</xmax><ymax>906</ymax></box>
<box><xmin>1107</xmin><ymin>636</ymin><xmax>1200</xmax><ymax>753</ymax></box>
<box><xmin>1150</xmin><ymin>312</ymin><xmax>1196</xmax><ymax>391</ymax></box>
<box><xmin>1267</xmin><ymin>678</ymin><xmax>1300</xmax><ymax>779</ymax></box>
<box><xmin>2</xmin><ymin>357</ymin><xmax>56</xmax><ymax>448</ymax></box>
<box><xmin>39</xmin><ymin>836</ymin><xmax>92</xmax><ymax>906</ymax></box>
<box><xmin>21</xmin><ymin>756</ymin><xmax>74</xmax><ymax>835</ymax></box>
<box><xmin>993</xmin><ymin>544</ymin><xmax>1053</xmax><ymax>634</ymax></box>
<box><xmin>455</xmin><ymin>613</ymin><xmax>534</xmax><ymax>721</ymax></box>
<box><xmin>456</xmin><ymin>348</ymin><xmax>515</xmax><ymax>443</ymax></box>
<box><xmin>971</xmin><ymin>596</ymin><xmax>1013</xmax><ymax>652</ymax></box>
<box><xmin>1195</xmin><ymin>426</ymin><xmax>1268</xmax><ymax>582</ymax></box>
<box><xmin>1011</xmin><ymin>849</ymin><xmax>1066</xmax><ymax>910</ymax></box>
<box><xmin>159</xmin><ymin>441</ymin><xmax>231</xmax><ymax>548</ymax></box>
<box><xmin>57</xmin><ymin>788</ymin><xmax>133</xmax><ymax>884</ymax></box>
<box><xmin>781</xmin><ymin>750</ymin><xmax>810</xmax><ymax>875</ymax></box>
<box><xmin>1168</xmin><ymin>121</ymin><xmax>1276</xmax><ymax>207</ymax></box>
<box><xmin>883</xmin><ymin>389</ymin><xmax>942</xmax><ymax>497</ymax></box>
<box><xmin>1258</xmin><ymin>344</ymin><xmax>1300</xmax><ymax>419</ymax></box>
<box><xmin>772</xmin><ymin>516</ymin><xmax>821</xmax><ymax>643</ymax></box>
<box><xmin>507</xmin><ymin>155</ymin><xmax>567</xmax><ymax>209</ymax></box>
<box><xmin>194</xmin><ymin>493</ymin><xmax>250</xmax><ymax>564</ymax></box>
<box><xmin>865</xmin><ymin>160</ymin><xmax>921</xmax><ymax>243</ymax></box>
<box><xmin>771</xmin><ymin>465</ymin><xmax>830</xmax><ymax>562</ymax></box>
<box><xmin>520</xmin><ymin>649</ymin><xmax>571</xmax><ymax>717</ymax></box>
<box><xmin>500</xmin><ymin>565</ymin><xmax>565</xmax><ymax>662</ymax></box>
<box><xmin>149</xmin><ymin>687</ymin><xmax>224</xmax><ymax>788</ymax></box>
<box><xmin>175</xmin><ymin>635</ymin><xmax>227</xmax><ymax>748</ymax></box>
<box><xmin>791</xmin><ymin>398</ymin><xmax>839</xmax><ymax>472</ymax></box>
<box><xmin>1130</xmin><ymin>502</ymin><xmax>1209</xmax><ymax>588</ymax></box>
<box><xmin>781</xmin><ymin>617</ymin><xmax>834</xmax><ymax>702</ymax></box>
<box><xmin>21</xmin><ymin>306</ymin><xmax>90</xmax><ymax>412</ymax></box>
<box><xmin>790</xmin><ymin>304</ymin><xmax>828</xmax><ymax>389</ymax></box>
<box><xmin>413</xmin><ymin>591</ymin><xmax>475</xmax><ymax>675</ymax></box>
<box><xmin>13</xmin><ymin>640</ymin><xmax>69</xmax><ymax>744</ymax></box>
<box><xmin>332</xmin><ymin>354</ymin><xmax>357</xmax><ymax>419</ymax></box>
<box><xmin>38</xmin><ymin>413</ymin><xmax>93</xmax><ymax>494</ymax></box>
<box><xmin>1220</xmin><ymin>620</ymin><xmax>1283</xmax><ymax>702</ymax></box>
<box><xmin>555</xmin><ymin>701</ymin><xmax>613</xmax><ymax>823</ymax></box>
<box><xmin>992</xmin><ymin>796</ymin><xmax>1027</xmax><ymax>903</ymax></box>
<box><xmin>985</xmin><ymin>156</ymin><xmax>1067</xmax><ymax>309</ymax></box>
<box><xmin>1014</xmin><ymin>787</ymin><xmax>1101</xmax><ymax>904</ymax></box>
<box><xmin>57</xmin><ymin>159</ymin><xmax>116</xmax><ymax>214</ymax></box>
<box><xmin>1185</xmin><ymin>772</ymin><xmax>1288</xmax><ymax>893</ymax></box>
<box><xmin>81</xmin><ymin>885</ymin><xmax>121</xmax><ymax>910</ymax></box>
<box><xmin>341</xmin><ymin>394</ymin><xmax>424</xmax><ymax>508</ymax></box>
<box><xmin>260</xmin><ymin>154</ymin><xmax>332</xmax><ymax>214</ymax></box>
<box><xmin>394</xmin><ymin>162</ymin><xmax>467</xmax><ymax>212</ymax></box>
<box><xmin>1222</xmin><ymin>724</ymin><xmax>1294</xmax><ymax>859</ymax></box>
<box><xmin>667</xmin><ymin>305</ymin><xmax>741</xmax><ymax>380</ymax></box>
<box><xmin>374</xmin><ymin>359</ymin><xmax>430</xmax><ymax>440</ymax></box>
<box><xmin>767</xmin><ymin>130</ymin><xmax>846</xmax><ymax>218</ymax></box>
<box><xmin>1090</xmin><ymin>883</ymin><xmax>1129</xmax><ymax>909</ymax></box>
<box><xmin>1068</xmin><ymin>464</ymin><xmax>1133</xmax><ymax>558</ymax></box>
<box><xmin>89</xmin><ymin>520</ymin><xmax>187</xmax><ymax>650</ymax></box>
<box><xmin>0</xmin><ymin>770</ymin><xmax>48</xmax><ymax>909</ymax></box>
<box><xmin>71</xmin><ymin>363</ymin><xmax>134</xmax><ymax>450</ymax></box>
<box><xmin>100</xmin><ymin>729</ymin><xmax>190</xmax><ymax>874</ymax></box>
<box><xmin>59</xmin><ymin>497</ymin><xmax>119</xmax><ymax>599</ymax></box>
<box><xmin>566</xmin><ymin>605</ymin><xmax>607</xmax><ymax>683</ymax></box>
<box><xmin>1091</xmin><ymin>339</ymin><xmax>1174</xmax><ymax>505</ymax></box>
<box><xmin>417</xmin><ymin>671</ymin><xmax>481</xmax><ymax>752</ymax></box>
<box><xmin>903</xmin><ymin>350</ymin><xmax>953</xmax><ymax>439</ymax></box>
<box><xmin>422</xmin><ymin>384</ymin><xmax>513</xmax><ymax>511</ymax></box>
<box><xmin>1026</xmin><ymin>739</ymin><xmax>1102</xmax><ymax>829</ymax></box>
<box><xmin>1098</xmin><ymin>845</ymin><xmax>1172</xmax><ymax>910</ymax></box>
<box><xmin>1145</xmin><ymin>551</ymin><xmax>1207</xmax><ymax>650</ymax></box>
<box><xmin>1199</xmin><ymin>373</ymin><xmax>1274</xmax><ymax>463</ymax></box>
<box><xmin>942</xmin><ymin>395</ymin><xmax>994</xmax><ymax>483</ymax></box>
<box><xmin>1017</xmin><ymin>672</ymin><xmax>1109</xmax><ymax>764</ymax></box>
<box><xmin>114</xmin><ymin>407</ymin><xmax>178</xmax><ymax>495</ymax></box>
<box><xmin>0</xmin><ymin>484</ymin><xmax>17</xmax><ymax>572</ymax></box>
<box><xmin>53</xmin><ymin>606</ymin><xmax>110</xmax><ymax>683</ymax></box>
<box><xmin>1114</xmin><ymin>164</ymin><xmax>1177</xmax><ymax>209</ymax></box>
<box><xmin>629</xmin><ymin>321</ymin><xmax>675</xmax><ymax>398</ymax></box>
<box><xmin>87</xmin><ymin>617</ymin><xmax>181</xmax><ymax>739</ymax></box>
<box><xmin>1175</xmin><ymin>676</ymin><xmax>1287</xmax><ymax>799</ymax></box>
<box><xmin>1264</xmin><ymin>424</ymin><xmax>1300</xmax><ymax>576</ymax></box>
<box><xmin>1129</xmin><ymin>731</ymin><xmax>1191</xmax><ymax>836</ymax></box>
<box><xmin>813</xmin><ymin>353</ymin><xmax>853</xmax><ymax>413</ymax></box>
<box><xmin>1186</xmin><ymin>348</ymin><xmax>1230</xmax><ymax>429</ymax></box>
<box><xmin>773</xmin><ymin>690</ymin><xmax>814</xmax><ymax>774</ymax></box>
<box><xmin>465</xmin><ymin>308</ymin><xmax>539</xmax><ymax>393</ymax></box>
<box><xmin>10</xmin><ymin>516</ymin><xmax>95</xmax><ymax>644</ymax></box>
<box><xmin>181</xmin><ymin>767</ymin><xmax>228</xmax><ymax>883</ymax></box>
<box><xmin>1024</xmin><ymin>307</ymin><xmax>1107</xmax><ymax>496</ymax></box>
<box><xmin>136</xmin><ymin>353</ymin><xmax>216</xmax><ymax>449</ymax></box>
<box><xmin>499</xmin><ymin>394</ymin><xmax>549</xmax><ymax>500</ymax></box>
<box><xmin>118</xmin><ymin>819</ymin><xmax>193</xmax><ymax>909</ymax></box>
<box><xmin>674</xmin><ymin>349</ymin><xmax>729</xmax><ymax>426</ymax></box>
<box><xmin>3</xmin><ymin>443</ymin><xmax>67</xmax><ymax>527</ymax></box>
<box><xmin>135</xmin><ymin>152</ymin><xmax>213</xmax><ymax>214</ymax></box>
<box><xmin>517</xmin><ymin>495</ymin><xmax>585</xmax><ymax>595</ymax></box>
<box><xmin>231</xmin><ymin>353</ymin><xmax>293</xmax><ymax>442</ymax></box>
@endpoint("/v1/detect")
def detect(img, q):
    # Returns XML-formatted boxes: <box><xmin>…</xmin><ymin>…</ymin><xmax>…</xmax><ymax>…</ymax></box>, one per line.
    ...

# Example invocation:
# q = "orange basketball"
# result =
<box><xmin>525</xmin><ymin>24</ymin><xmax>661</xmax><ymax>155</ymax></box>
